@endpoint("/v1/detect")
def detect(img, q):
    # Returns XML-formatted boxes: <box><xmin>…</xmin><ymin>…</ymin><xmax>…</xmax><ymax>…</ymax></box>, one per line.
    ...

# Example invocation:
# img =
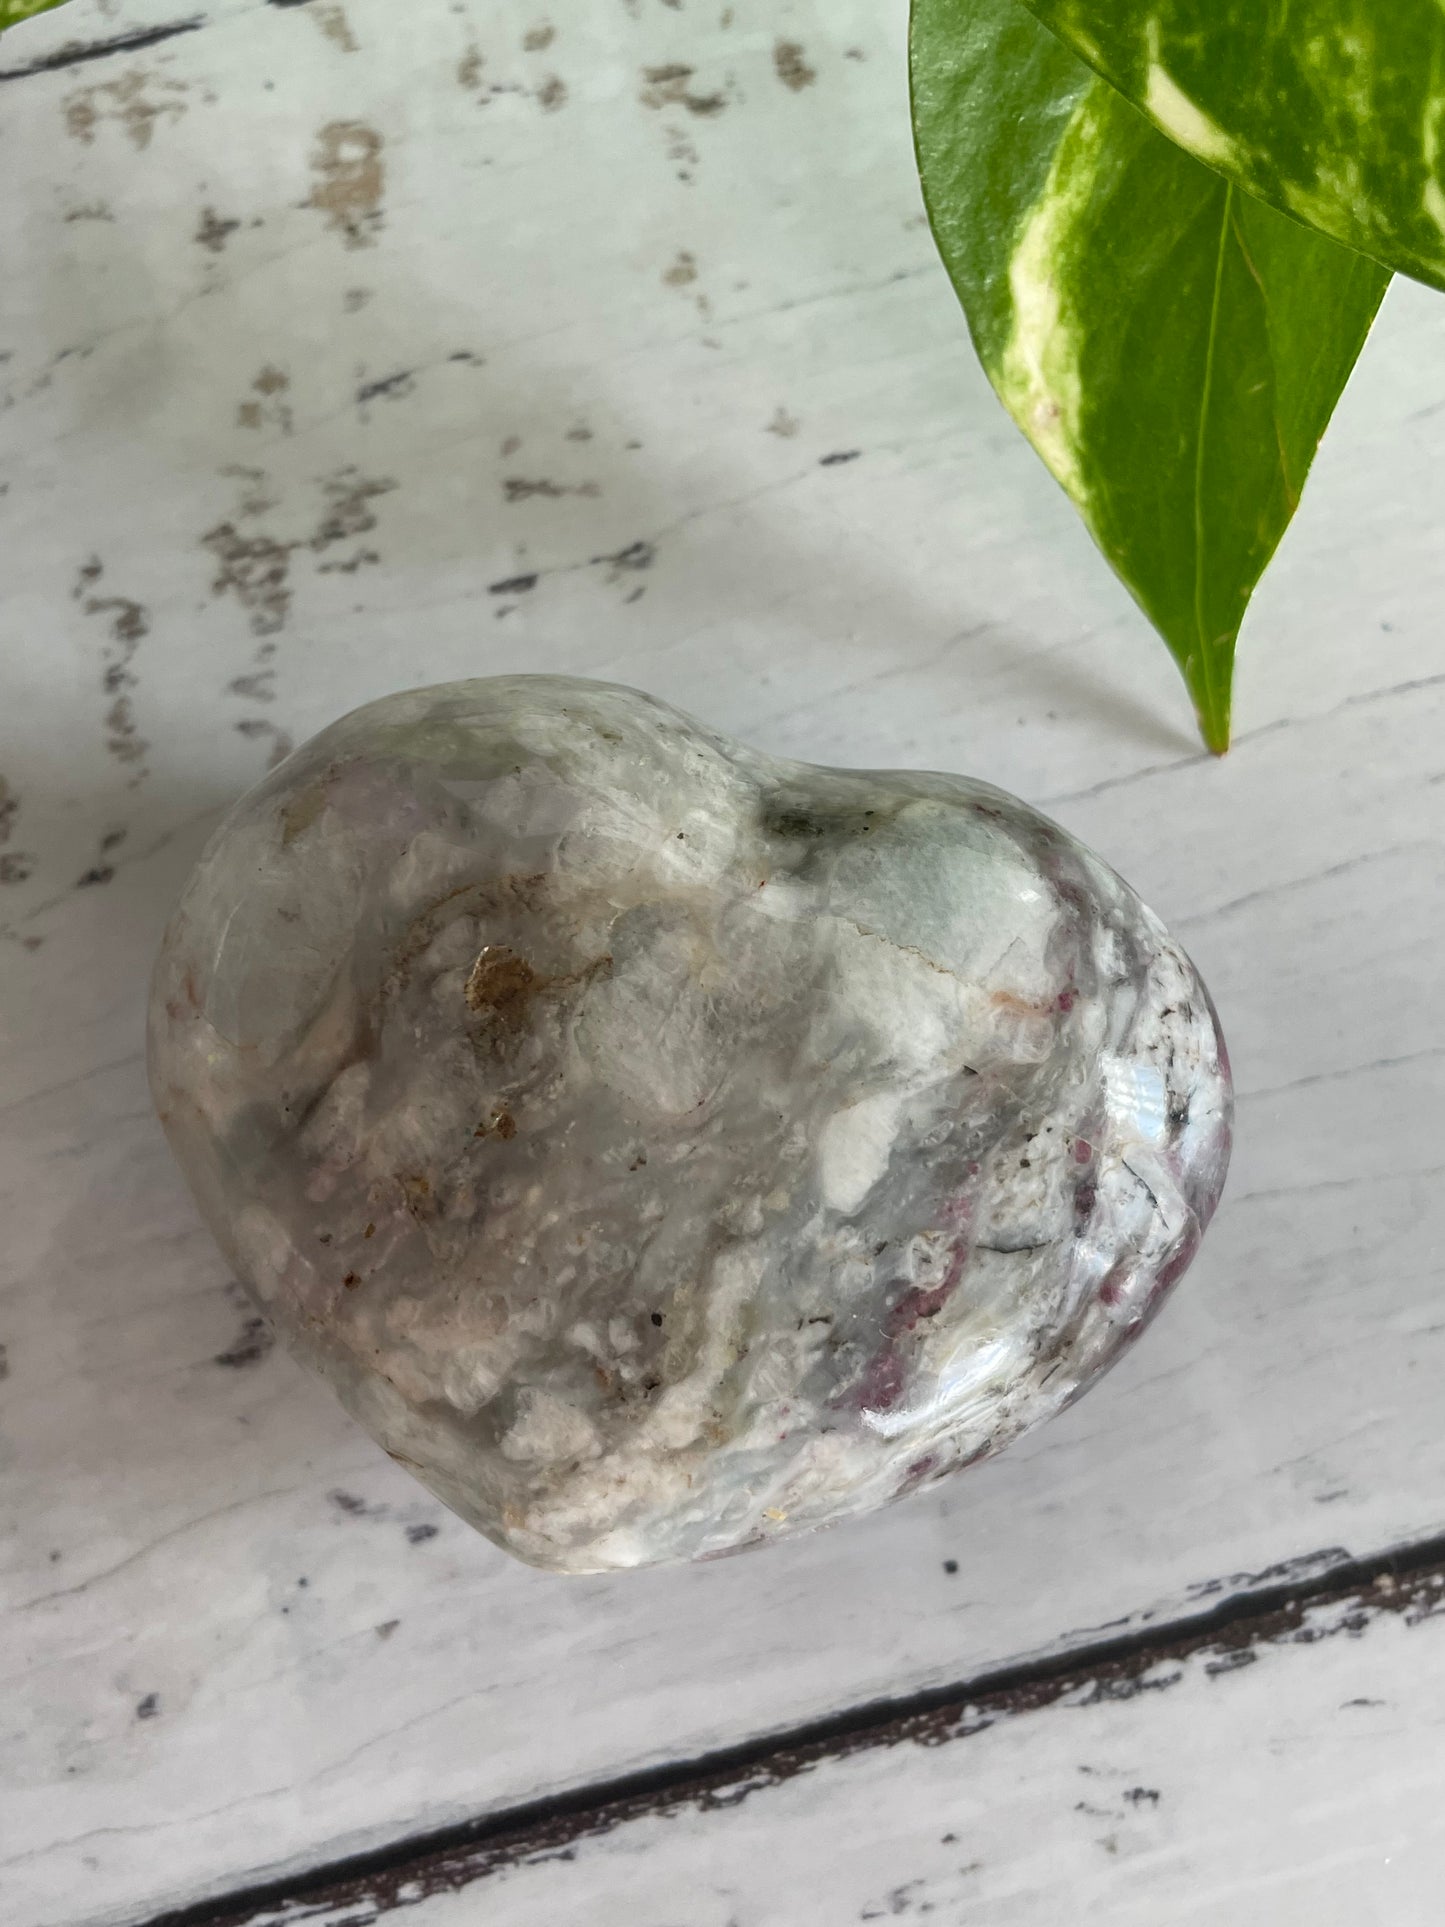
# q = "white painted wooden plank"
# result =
<box><xmin>239</xmin><ymin>1560</ymin><xmax>1445</xmax><ymax>1927</ymax></box>
<box><xmin>2</xmin><ymin>1</ymin><xmax>1443</xmax><ymax>1922</ymax></box>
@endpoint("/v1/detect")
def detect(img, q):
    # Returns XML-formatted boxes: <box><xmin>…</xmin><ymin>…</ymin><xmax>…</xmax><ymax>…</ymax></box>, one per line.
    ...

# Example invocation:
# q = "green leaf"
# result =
<box><xmin>0</xmin><ymin>0</ymin><xmax>70</xmax><ymax>28</ymax></box>
<box><xmin>911</xmin><ymin>0</ymin><xmax>1389</xmax><ymax>752</ymax></box>
<box><xmin>1012</xmin><ymin>0</ymin><xmax>1445</xmax><ymax>292</ymax></box>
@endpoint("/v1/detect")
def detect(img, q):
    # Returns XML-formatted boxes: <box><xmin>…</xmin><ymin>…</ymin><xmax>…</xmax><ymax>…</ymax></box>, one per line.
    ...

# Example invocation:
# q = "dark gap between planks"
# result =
<box><xmin>0</xmin><ymin>17</ymin><xmax>203</xmax><ymax>81</ymax></box>
<box><xmin>136</xmin><ymin>1528</ymin><xmax>1445</xmax><ymax>1926</ymax></box>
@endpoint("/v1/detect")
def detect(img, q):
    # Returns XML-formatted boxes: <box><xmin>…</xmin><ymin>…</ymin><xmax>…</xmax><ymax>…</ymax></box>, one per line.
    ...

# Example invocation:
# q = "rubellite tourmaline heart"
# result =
<box><xmin>149</xmin><ymin>677</ymin><xmax>1231</xmax><ymax>1572</ymax></box>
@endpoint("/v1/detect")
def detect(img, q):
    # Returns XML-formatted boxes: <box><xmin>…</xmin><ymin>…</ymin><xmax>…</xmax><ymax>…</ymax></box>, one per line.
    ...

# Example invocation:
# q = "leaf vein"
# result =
<box><xmin>1191</xmin><ymin>182</ymin><xmax>1234</xmax><ymax>750</ymax></box>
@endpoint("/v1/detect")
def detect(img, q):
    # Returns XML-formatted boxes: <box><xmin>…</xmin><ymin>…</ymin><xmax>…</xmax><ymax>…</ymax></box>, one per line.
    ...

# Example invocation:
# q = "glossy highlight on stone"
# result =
<box><xmin>149</xmin><ymin>677</ymin><xmax>1232</xmax><ymax>1573</ymax></box>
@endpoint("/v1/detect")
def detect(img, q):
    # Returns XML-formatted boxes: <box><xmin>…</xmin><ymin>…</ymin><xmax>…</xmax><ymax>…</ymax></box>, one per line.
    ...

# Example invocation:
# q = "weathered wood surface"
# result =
<box><xmin>2</xmin><ymin>0</ymin><xmax>1443</xmax><ymax>1922</ymax></box>
<box><xmin>145</xmin><ymin>1542</ymin><xmax>1445</xmax><ymax>1926</ymax></box>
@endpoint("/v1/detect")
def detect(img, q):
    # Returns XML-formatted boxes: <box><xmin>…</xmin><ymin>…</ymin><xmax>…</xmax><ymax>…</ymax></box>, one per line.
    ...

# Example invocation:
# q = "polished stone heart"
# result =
<box><xmin>149</xmin><ymin>677</ymin><xmax>1231</xmax><ymax>1572</ymax></box>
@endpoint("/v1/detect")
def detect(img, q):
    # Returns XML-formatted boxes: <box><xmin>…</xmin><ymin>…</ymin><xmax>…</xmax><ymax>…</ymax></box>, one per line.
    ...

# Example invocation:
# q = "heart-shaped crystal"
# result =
<box><xmin>150</xmin><ymin>677</ymin><xmax>1231</xmax><ymax>1572</ymax></box>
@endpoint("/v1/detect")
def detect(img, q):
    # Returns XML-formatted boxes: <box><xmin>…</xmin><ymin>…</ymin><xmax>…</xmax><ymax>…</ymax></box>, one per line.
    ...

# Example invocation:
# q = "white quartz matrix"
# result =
<box><xmin>149</xmin><ymin>677</ymin><xmax>1232</xmax><ymax>1572</ymax></box>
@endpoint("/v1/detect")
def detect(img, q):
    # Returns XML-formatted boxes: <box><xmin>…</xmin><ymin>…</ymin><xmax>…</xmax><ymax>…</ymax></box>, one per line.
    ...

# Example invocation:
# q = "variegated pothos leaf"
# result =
<box><xmin>911</xmin><ymin>0</ymin><xmax>1390</xmax><ymax>751</ymax></box>
<box><xmin>1014</xmin><ymin>0</ymin><xmax>1445</xmax><ymax>292</ymax></box>
<box><xmin>0</xmin><ymin>0</ymin><xmax>69</xmax><ymax>29</ymax></box>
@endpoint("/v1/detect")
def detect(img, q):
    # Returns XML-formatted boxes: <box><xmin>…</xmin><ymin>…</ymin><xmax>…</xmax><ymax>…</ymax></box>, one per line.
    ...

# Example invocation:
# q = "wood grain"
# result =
<box><xmin>136</xmin><ymin>1534</ymin><xmax>1445</xmax><ymax>1925</ymax></box>
<box><xmin>2</xmin><ymin>0</ymin><xmax>1442</xmax><ymax>1921</ymax></box>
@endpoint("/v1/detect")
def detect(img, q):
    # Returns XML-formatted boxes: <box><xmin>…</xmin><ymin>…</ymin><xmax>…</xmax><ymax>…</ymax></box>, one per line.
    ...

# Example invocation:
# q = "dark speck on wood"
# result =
<box><xmin>357</xmin><ymin>369</ymin><xmax>417</xmax><ymax>406</ymax></box>
<box><xmin>504</xmin><ymin>477</ymin><xmax>600</xmax><ymax>502</ymax></box>
<box><xmin>592</xmin><ymin>538</ymin><xmax>656</xmax><ymax>578</ymax></box>
<box><xmin>774</xmin><ymin>40</ymin><xmax>817</xmax><ymax>91</ymax></box>
<box><xmin>308</xmin><ymin>120</ymin><xmax>386</xmax><ymax>249</ymax></box>
<box><xmin>311</xmin><ymin>469</ymin><xmax>397</xmax><ymax>551</ymax></box>
<box><xmin>1203</xmin><ymin>1647</ymin><xmax>1259</xmax><ymax>1678</ymax></box>
<box><xmin>203</xmin><ymin>523</ymin><xmax>294</xmax><ymax>637</ymax></box>
<box><xmin>214</xmin><ymin>1309</ymin><xmax>275</xmax><ymax>1369</ymax></box>
<box><xmin>196</xmin><ymin>207</ymin><xmax>240</xmax><ymax>253</ymax></box>
<box><xmin>639</xmin><ymin>63</ymin><xmax>727</xmax><ymax>117</ymax></box>
<box><xmin>229</xmin><ymin>672</ymin><xmax>276</xmax><ymax>702</ymax></box>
